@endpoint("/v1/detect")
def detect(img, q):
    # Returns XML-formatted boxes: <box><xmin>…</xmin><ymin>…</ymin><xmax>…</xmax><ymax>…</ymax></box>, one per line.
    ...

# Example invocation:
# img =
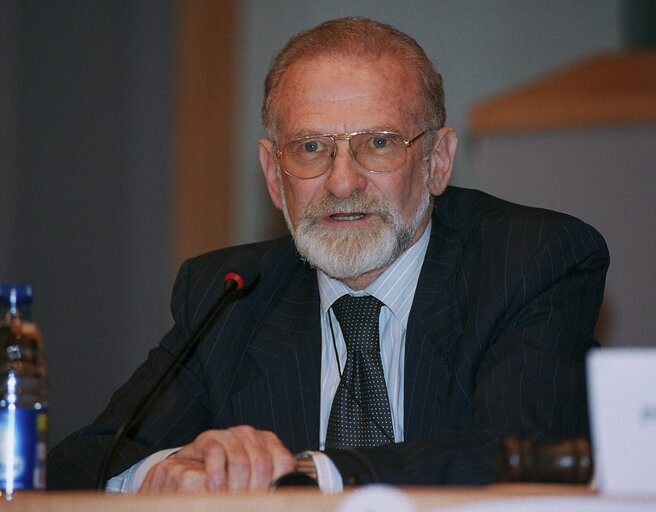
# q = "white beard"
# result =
<box><xmin>280</xmin><ymin>183</ymin><xmax>431</xmax><ymax>281</ymax></box>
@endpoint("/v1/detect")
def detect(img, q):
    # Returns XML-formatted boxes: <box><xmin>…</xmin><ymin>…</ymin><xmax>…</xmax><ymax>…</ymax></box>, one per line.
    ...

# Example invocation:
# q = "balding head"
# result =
<box><xmin>262</xmin><ymin>17</ymin><xmax>446</xmax><ymax>145</ymax></box>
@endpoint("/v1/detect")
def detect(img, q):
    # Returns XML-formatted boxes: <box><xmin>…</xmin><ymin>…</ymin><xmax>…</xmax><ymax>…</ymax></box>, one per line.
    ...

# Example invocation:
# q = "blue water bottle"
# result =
<box><xmin>0</xmin><ymin>284</ymin><xmax>47</xmax><ymax>496</ymax></box>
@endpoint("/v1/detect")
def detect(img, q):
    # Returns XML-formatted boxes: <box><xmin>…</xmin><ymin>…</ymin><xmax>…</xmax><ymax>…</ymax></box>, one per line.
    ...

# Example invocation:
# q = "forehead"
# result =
<box><xmin>275</xmin><ymin>55</ymin><xmax>423</xmax><ymax>139</ymax></box>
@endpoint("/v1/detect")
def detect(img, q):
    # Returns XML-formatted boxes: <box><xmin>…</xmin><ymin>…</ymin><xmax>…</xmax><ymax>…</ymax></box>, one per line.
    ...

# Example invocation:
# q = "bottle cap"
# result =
<box><xmin>0</xmin><ymin>283</ymin><xmax>34</xmax><ymax>304</ymax></box>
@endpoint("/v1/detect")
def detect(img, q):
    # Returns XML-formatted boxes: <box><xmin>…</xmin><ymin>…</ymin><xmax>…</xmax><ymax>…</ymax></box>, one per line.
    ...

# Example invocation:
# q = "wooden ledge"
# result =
<box><xmin>469</xmin><ymin>51</ymin><xmax>656</xmax><ymax>134</ymax></box>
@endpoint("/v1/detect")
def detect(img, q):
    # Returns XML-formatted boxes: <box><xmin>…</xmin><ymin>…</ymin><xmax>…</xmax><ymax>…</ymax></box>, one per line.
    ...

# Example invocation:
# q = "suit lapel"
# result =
<box><xmin>404</xmin><ymin>212</ymin><xmax>463</xmax><ymax>440</ymax></box>
<box><xmin>238</xmin><ymin>261</ymin><xmax>322</xmax><ymax>452</ymax></box>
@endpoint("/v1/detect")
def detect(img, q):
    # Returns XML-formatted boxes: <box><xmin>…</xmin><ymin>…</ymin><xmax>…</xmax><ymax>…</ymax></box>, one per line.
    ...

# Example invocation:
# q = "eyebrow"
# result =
<box><xmin>286</xmin><ymin>126</ymin><xmax>401</xmax><ymax>141</ymax></box>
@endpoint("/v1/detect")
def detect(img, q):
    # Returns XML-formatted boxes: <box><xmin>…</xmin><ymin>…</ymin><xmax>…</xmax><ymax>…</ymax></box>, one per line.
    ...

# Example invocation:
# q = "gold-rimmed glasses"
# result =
<box><xmin>275</xmin><ymin>127</ymin><xmax>437</xmax><ymax>179</ymax></box>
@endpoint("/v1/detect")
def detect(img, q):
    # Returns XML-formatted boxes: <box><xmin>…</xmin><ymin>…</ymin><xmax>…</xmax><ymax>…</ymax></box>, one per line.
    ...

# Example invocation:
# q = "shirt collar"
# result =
<box><xmin>318</xmin><ymin>219</ymin><xmax>431</xmax><ymax>327</ymax></box>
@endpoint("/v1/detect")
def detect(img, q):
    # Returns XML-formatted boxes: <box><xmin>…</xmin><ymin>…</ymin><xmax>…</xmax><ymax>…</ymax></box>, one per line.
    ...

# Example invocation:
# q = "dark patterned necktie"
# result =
<box><xmin>325</xmin><ymin>294</ymin><xmax>394</xmax><ymax>449</ymax></box>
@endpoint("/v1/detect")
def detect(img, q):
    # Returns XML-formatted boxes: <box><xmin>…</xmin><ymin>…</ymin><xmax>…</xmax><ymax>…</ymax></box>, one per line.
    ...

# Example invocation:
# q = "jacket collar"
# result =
<box><xmin>403</xmin><ymin>208</ymin><xmax>463</xmax><ymax>439</ymax></box>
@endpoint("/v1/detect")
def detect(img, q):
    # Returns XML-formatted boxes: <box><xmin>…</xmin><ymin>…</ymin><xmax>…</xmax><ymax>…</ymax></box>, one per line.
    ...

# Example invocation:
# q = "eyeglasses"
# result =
<box><xmin>275</xmin><ymin>127</ymin><xmax>436</xmax><ymax>179</ymax></box>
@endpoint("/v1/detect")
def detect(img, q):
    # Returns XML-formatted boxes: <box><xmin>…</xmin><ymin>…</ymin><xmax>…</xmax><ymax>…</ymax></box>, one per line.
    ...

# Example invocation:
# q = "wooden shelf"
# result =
<box><xmin>469</xmin><ymin>51</ymin><xmax>656</xmax><ymax>134</ymax></box>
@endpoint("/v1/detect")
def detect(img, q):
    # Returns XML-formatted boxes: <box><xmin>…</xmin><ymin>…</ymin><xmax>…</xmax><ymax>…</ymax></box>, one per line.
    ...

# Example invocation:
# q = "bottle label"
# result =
<box><xmin>0</xmin><ymin>408</ymin><xmax>47</xmax><ymax>492</ymax></box>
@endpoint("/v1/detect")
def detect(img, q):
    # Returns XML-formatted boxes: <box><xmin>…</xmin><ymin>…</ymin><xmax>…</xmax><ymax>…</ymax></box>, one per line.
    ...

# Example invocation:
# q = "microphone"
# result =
<box><xmin>96</xmin><ymin>252</ymin><xmax>260</xmax><ymax>490</ymax></box>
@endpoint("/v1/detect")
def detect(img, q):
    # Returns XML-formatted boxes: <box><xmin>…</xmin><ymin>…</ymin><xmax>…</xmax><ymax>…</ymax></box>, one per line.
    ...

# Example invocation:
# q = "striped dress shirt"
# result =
<box><xmin>317</xmin><ymin>219</ymin><xmax>431</xmax><ymax>448</ymax></box>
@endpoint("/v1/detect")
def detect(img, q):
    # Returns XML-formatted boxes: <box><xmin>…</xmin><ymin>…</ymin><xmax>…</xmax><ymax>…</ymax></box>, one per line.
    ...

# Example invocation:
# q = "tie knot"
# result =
<box><xmin>332</xmin><ymin>294</ymin><xmax>383</xmax><ymax>352</ymax></box>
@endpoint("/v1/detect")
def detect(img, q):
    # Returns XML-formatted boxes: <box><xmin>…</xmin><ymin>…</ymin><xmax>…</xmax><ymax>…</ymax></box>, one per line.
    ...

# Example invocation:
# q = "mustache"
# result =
<box><xmin>300</xmin><ymin>191</ymin><xmax>395</xmax><ymax>225</ymax></box>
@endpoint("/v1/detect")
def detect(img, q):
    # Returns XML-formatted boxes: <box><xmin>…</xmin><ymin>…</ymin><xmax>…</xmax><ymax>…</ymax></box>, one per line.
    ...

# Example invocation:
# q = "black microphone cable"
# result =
<box><xmin>96</xmin><ymin>253</ymin><xmax>259</xmax><ymax>490</ymax></box>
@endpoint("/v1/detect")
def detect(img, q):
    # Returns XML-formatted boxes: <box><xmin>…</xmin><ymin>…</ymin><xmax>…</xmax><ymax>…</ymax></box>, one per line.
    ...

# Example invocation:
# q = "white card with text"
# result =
<box><xmin>587</xmin><ymin>348</ymin><xmax>656</xmax><ymax>496</ymax></box>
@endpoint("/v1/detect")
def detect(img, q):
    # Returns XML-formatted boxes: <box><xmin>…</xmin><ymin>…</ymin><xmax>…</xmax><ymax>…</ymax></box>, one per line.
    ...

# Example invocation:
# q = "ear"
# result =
<box><xmin>259</xmin><ymin>138</ymin><xmax>284</xmax><ymax>210</ymax></box>
<box><xmin>427</xmin><ymin>126</ymin><xmax>458</xmax><ymax>196</ymax></box>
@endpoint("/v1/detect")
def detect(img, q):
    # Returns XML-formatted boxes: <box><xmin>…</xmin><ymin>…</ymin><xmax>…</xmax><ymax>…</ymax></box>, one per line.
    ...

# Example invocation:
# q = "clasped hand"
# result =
<box><xmin>138</xmin><ymin>425</ymin><xmax>296</xmax><ymax>493</ymax></box>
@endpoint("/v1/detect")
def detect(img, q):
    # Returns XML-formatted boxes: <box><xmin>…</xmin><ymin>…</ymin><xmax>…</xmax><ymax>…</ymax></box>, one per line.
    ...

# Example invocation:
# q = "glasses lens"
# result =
<box><xmin>350</xmin><ymin>132</ymin><xmax>407</xmax><ymax>172</ymax></box>
<box><xmin>281</xmin><ymin>131</ymin><xmax>408</xmax><ymax>178</ymax></box>
<box><xmin>283</xmin><ymin>136</ymin><xmax>334</xmax><ymax>178</ymax></box>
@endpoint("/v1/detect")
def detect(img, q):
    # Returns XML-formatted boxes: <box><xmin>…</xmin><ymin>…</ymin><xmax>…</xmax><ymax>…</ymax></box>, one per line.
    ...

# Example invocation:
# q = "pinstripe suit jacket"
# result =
<box><xmin>47</xmin><ymin>187</ymin><xmax>609</xmax><ymax>489</ymax></box>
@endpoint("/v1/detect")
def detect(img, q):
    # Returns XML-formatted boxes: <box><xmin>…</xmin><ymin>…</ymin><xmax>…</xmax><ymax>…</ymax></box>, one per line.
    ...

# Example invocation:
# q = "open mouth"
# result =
<box><xmin>329</xmin><ymin>212</ymin><xmax>366</xmax><ymax>221</ymax></box>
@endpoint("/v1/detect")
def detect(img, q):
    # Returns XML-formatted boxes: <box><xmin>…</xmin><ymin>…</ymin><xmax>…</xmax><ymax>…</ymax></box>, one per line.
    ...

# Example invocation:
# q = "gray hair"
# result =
<box><xmin>262</xmin><ymin>17</ymin><xmax>446</xmax><ymax>148</ymax></box>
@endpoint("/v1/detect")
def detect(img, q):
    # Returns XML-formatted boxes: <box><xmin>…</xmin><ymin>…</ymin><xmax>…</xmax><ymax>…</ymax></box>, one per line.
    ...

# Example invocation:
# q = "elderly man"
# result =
<box><xmin>48</xmin><ymin>18</ymin><xmax>608</xmax><ymax>493</ymax></box>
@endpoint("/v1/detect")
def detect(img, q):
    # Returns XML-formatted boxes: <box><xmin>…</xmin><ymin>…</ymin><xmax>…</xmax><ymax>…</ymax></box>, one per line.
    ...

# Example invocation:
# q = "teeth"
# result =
<box><xmin>331</xmin><ymin>213</ymin><xmax>365</xmax><ymax>221</ymax></box>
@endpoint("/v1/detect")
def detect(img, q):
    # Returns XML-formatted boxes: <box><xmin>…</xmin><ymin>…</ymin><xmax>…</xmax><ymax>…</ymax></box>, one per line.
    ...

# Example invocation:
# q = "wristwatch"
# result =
<box><xmin>294</xmin><ymin>452</ymin><xmax>318</xmax><ymax>481</ymax></box>
<box><xmin>271</xmin><ymin>452</ymin><xmax>318</xmax><ymax>488</ymax></box>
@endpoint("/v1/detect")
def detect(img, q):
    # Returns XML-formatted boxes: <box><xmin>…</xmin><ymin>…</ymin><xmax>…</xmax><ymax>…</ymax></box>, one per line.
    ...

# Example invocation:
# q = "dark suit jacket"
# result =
<box><xmin>47</xmin><ymin>187</ymin><xmax>609</xmax><ymax>489</ymax></box>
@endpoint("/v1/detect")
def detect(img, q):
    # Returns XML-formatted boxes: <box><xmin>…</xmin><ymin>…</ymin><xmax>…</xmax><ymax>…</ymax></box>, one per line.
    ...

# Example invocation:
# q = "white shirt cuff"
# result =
<box><xmin>306</xmin><ymin>451</ymin><xmax>344</xmax><ymax>493</ymax></box>
<box><xmin>105</xmin><ymin>447</ymin><xmax>181</xmax><ymax>494</ymax></box>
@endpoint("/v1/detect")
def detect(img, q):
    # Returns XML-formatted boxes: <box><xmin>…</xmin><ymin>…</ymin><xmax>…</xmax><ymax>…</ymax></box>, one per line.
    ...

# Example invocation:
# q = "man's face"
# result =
<box><xmin>259</xmin><ymin>55</ymin><xmax>455</xmax><ymax>288</ymax></box>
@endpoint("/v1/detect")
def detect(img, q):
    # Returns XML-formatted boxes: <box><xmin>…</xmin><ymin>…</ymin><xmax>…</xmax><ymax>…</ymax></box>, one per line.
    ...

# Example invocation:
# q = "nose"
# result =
<box><xmin>322</xmin><ymin>140</ymin><xmax>368</xmax><ymax>198</ymax></box>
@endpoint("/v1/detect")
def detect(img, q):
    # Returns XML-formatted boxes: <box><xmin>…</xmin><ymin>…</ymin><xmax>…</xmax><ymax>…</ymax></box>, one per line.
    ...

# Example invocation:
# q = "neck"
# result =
<box><xmin>341</xmin><ymin>267</ymin><xmax>386</xmax><ymax>291</ymax></box>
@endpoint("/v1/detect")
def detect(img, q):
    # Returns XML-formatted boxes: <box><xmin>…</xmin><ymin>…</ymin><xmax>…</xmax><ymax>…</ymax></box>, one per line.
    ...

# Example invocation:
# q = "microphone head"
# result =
<box><xmin>223</xmin><ymin>251</ymin><xmax>260</xmax><ymax>290</ymax></box>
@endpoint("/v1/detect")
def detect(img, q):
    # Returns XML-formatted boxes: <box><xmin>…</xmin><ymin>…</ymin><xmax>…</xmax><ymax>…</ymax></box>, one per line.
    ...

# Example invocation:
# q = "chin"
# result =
<box><xmin>293</xmin><ymin>217</ymin><xmax>410</xmax><ymax>280</ymax></box>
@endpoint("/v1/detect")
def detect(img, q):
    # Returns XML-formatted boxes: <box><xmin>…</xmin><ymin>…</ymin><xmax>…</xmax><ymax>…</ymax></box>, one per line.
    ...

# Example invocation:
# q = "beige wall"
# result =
<box><xmin>472</xmin><ymin>124</ymin><xmax>656</xmax><ymax>347</ymax></box>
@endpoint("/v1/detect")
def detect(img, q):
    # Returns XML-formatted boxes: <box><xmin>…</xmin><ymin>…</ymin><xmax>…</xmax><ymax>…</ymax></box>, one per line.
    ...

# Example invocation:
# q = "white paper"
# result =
<box><xmin>587</xmin><ymin>348</ymin><xmax>656</xmax><ymax>496</ymax></box>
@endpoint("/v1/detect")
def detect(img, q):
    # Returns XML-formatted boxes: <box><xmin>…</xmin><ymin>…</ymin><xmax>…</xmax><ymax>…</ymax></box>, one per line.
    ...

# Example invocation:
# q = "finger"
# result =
<box><xmin>234</xmin><ymin>427</ymin><xmax>294</xmax><ymax>489</ymax></box>
<box><xmin>139</xmin><ymin>458</ymin><xmax>178</xmax><ymax>493</ymax></box>
<box><xmin>220</xmin><ymin>430</ymin><xmax>252</xmax><ymax>492</ymax></box>
<box><xmin>175</xmin><ymin>439</ymin><xmax>205</xmax><ymax>462</ymax></box>
<box><xmin>229</xmin><ymin>425</ymin><xmax>290</xmax><ymax>491</ymax></box>
<box><xmin>171</xmin><ymin>431</ymin><xmax>233</xmax><ymax>492</ymax></box>
<box><xmin>166</xmin><ymin>462</ymin><xmax>206</xmax><ymax>492</ymax></box>
<box><xmin>179</xmin><ymin>429</ymin><xmax>250</xmax><ymax>492</ymax></box>
<box><xmin>174</xmin><ymin>429</ymin><xmax>223</xmax><ymax>462</ymax></box>
<box><xmin>201</xmin><ymin>441</ymin><xmax>228</xmax><ymax>492</ymax></box>
<box><xmin>246</xmin><ymin>430</ymin><xmax>296</xmax><ymax>490</ymax></box>
<box><xmin>139</xmin><ymin>458</ymin><xmax>206</xmax><ymax>493</ymax></box>
<box><xmin>244</xmin><ymin>441</ymin><xmax>274</xmax><ymax>491</ymax></box>
<box><xmin>138</xmin><ymin>463</ymin><xmax>162</xmax><ymax>493</ymax></box>
<box><xmin>267</xmin><ymin>437</ymin><xmax>296</xmax><ymax>482</ymax></box>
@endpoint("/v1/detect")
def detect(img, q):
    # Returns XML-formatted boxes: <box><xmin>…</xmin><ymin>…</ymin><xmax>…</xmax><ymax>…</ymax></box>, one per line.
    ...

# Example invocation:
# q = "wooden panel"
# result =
<box><xmin>173</xmin><ymin>1</ymin><xmax>237</xmax><ymax>270</ymax></box>
<box><xmin>470</xmin><ymin>51</ymin><xmax>656</xmax><ymax>134</ymax></box>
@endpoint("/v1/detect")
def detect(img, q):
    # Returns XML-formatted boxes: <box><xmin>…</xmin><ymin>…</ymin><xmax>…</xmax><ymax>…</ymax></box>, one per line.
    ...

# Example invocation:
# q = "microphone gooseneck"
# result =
<box><xmin>96</xmin><ymin>252</ymin><xmax>260</xmax><ymax>490</ymax></box>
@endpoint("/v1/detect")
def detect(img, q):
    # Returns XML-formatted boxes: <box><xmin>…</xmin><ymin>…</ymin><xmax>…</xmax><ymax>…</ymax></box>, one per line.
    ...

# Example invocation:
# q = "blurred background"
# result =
<box><xmin>1</xmin><ymin>1</ymin><xmax>654</xmax><ymax>447</ymax></box>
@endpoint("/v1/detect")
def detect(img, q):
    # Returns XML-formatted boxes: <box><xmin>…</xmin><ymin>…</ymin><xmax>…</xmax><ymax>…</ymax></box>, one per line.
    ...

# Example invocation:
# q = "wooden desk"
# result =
<box><xmin>2</xmin><ymin>483</ymin><xmax>601</xmax><ymax>511</ymax></box>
